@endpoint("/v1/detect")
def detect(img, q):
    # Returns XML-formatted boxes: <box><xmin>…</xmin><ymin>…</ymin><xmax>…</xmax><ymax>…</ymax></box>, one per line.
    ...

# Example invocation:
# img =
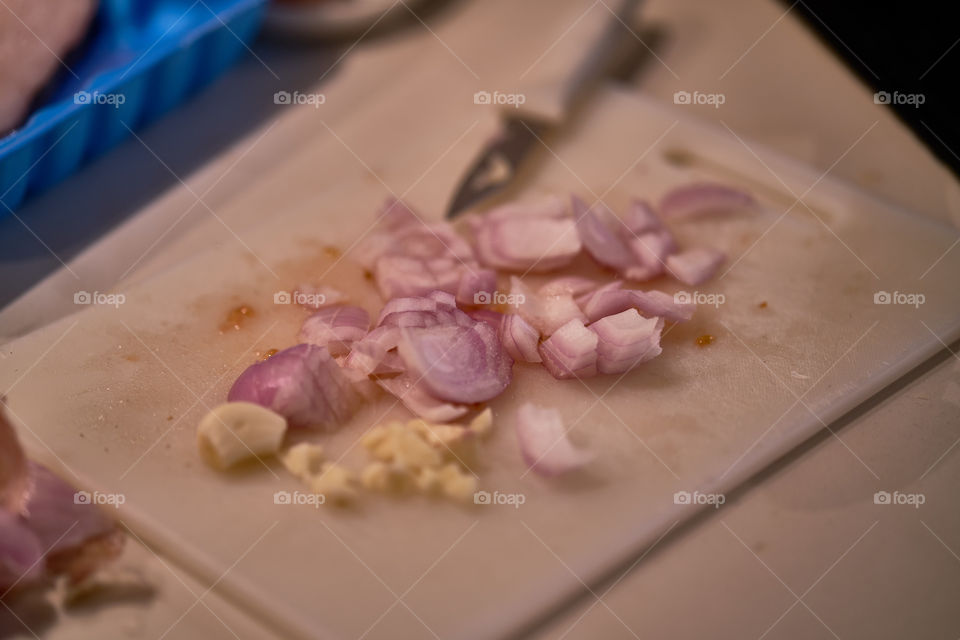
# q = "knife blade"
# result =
<box><xmin>446</xmin><ymin>0</ymin><xmax>643</xmax><ymax>219</ymax></box>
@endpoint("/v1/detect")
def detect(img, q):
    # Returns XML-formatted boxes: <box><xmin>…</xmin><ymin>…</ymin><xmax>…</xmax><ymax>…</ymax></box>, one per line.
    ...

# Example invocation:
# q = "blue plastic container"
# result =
<box><xmin>0</xmin><ymin>0</ymin><xmax>267</xmax><ymax>213</ymax></box>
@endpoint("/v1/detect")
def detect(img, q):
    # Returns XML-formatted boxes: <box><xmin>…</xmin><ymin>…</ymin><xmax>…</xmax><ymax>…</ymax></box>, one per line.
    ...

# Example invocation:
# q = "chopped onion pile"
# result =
<box><xmin>1</xmin><ymin>410</ymin><xmax>124</xmax><ymax>593</ymax></box>
<box><xmin>225</xmin><ymin>185</ymin><xmax>751</xmax><ymax>474</ymax></box>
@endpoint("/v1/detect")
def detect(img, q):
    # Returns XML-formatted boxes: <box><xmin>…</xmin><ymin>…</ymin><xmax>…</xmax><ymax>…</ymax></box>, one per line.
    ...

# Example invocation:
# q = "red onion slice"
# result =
<box><xmin>456</xmin><ymin>268</ymin><xmax>498</xmax><ymax>307</ymax></box>
<box><xmin>590</xmin><ymin>310</ymin><xmax>664</xmax><ymax>374</ymax></box>
<box><xmin>397</xmin><ymin>322</ymin><xmax>512</xmax><ymax>404</ymax></box>
<box><xmin>0</xmin><ymin>510</ymin><xmax>44</xmax><ymax>591</ymax></box>
<box><xmin>500</xmin><ymin>313</ymin><xmax>542</xmax><ymax>363</ymax></box>
<box><xmin>660</xmin><ymin>183</ymin><xmax>755</xmax><ymax>220</ymax></box>
<box><xmin>665</xmin><ymin>247</ymin><xmax>726</xmax><ymax>286</ymax></box>
<box><xmin>582</xmin><ymin>288</ymin><xmax>695</xmax><ymax>323</ymax></box>
<box><xmin>1</xmin><ymin>408</ymin><xmax>28</xmax><ymax>513</ymax></box>
<box><xmin>538</xmin><ymin>319</ymin><xmax>598</xmax><ymax>379</ymax></box>
<box><xmin>622</xmin><ymin>199</ymin><xmax>662</xmax><ymax>234</ymax></box>
<box><xmin>539</xmin><ymin>276</ymin><xmax>598</xmax><ymax>298</ymax></box>
<box><xmin>572</xmin><ymin>196</ymin><xmax>636</xmax><ymax>271</ymax></box>
<box><xmin>298</xmin><ymin>306</ymin><xmax>370</xmax><ymax>357</ymax></box>
<box><xmin>20</xmin><ymin>462</ymin><xmax>125</xmax><ymax>584</ymax></box>
<box><xmin>228</xmin><ymin>344</ymin><xmax>360</xmax><ymax>429</ymax></box>
<box><xmin>515</xmin><ymin>404</ymin><xmax>592</xmax><ymax>476</ymax></box>
<box><xmin>376</xmin><ymin>375</ymin><xmax>469</xmax><ymax>423</ymax></box>
<box><xmin>475</xmin><ymin>215</ymin><xmax>582</xmax><ymax>273</ymax></box>
<box><xmin>468</xmin><ymin>309</ymin><xmax>505</xmax><ymax>332</ymax></box>
<box><xmin>373</xmin><ymin>255</ymin><xmax>464</xmax><ymax>299</ymax></box>
<box><xmin>512</xmin><ymin>276</ymin><xmax>587</xmax><ymax>336</ymax></box>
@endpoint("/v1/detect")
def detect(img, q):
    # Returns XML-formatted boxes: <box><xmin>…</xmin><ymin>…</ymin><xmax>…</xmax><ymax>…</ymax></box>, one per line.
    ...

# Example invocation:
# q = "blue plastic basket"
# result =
<box><xmin>0</xmin><ymin>0</ymin><xmax>267</xmax><ymax>213</ymax></box>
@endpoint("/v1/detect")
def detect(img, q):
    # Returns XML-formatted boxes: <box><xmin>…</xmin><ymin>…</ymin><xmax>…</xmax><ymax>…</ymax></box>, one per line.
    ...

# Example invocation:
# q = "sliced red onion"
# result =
<box><xmin>1</xmin><ymin>408</ymin><xmax>28</xmax><ymax>513</ymax></box>
<box><xmin>572</xmin><ymin>196</ymin><xmax>636</xmax><ymax>271</ymax></box>
<box><xmin>515</xmin><ymin>404</ymin><xmax>592</xmax><ymax>476</ymax></box>
<box><xmin>475</xmin><ymin>215</ymin><xmax>581</xmax><ymax>273</ymax></box>
<box><xmin>622</xmin><ymin>199</ymin><xmax>662</xmax><ymax>234</ymax></box>
<box><xmin>376</xmin><ymin>296</ymin><xmax>438</xmax><ymax>326</ymax></box>
<box><xmin>374</xmin><ymin>255</ymin><xmax>467</xmax><ymax>300</ymax></box>
<box><xmin>377</xmin><ymin>375</ymin><xmax>469</xmax><ymax>423</ymax></box>
<box><xmin>590</xmin><ymin>310</ymin><xmax>664</xmax><ymax>374</ymax></box>
<box><xmin>582</xmin><ymin>288</ymin><xmax>695</xmax><ymax>323</ymax></box>
<box><xmin>628</xmin><ymin>228</ymin><xmax>677</xmax><ymax>270</ymax></box>
<box><xmin>298</xmin><ymin>306</ymin><xmax>370</xmax><ymax>357</ymax></box>
<box><xmin>574</xmin><ymin>279</ymin><xmax>622</xmax><ymax>308</ymax></box>
<box><xmin>665</xmin><ymin>247</ymin><xmax>726</xmax><ymax>286</ymax></box>
<box><xmin>20</xmin><ymin>462</ymin><xmax>125</xmax><ymax>584</ymax></box>
<box><xmin>343</xmin><ymin>327</ymin><xmax>403</xmax><ymax>377</ymax></box>
<box><xmin>468</xmin><ymin>309</ymin><xmax>505</xmax><ymax>332</ymax></box>
<box><xmin>0</xmin><ymin>510</ymin><xmax>44</xmax><ymax>591</ymax></box>
<box><xmin>228</xmin><ymin>344</ymin><xmax>360</xmax><ymax>429</ymax></box>
<box><xmin>660</xmin><ymin>183</ymin><xmax>755</xmax><ymax>220</ymax></box>
<box><xmin>538</xmin><ymin>319</ymin><xmax>598</xmax><ymax>379</ymax></box>
<box><xmin>512</xmin><ymin>276</ymin><xmax>586</xmax><ymax>336</ymax></box>
<box><xmin>539</xmin><ymin>276</ymin><xmax>598</xmax><ymax>298</ymax></box>
<box><xmin>456</xmin><ymin>268</ymin><xmax>498</xmax><ymax>307</ymax></box>
<box><xmin>397</xmin><ymin>322</ymin><xmax>512</xmax><ymax>404</ymax></box>
<box><xmin>500</xmin><ymin>313</ymin><xmax>542</xmax><ymax>363</ymax></box>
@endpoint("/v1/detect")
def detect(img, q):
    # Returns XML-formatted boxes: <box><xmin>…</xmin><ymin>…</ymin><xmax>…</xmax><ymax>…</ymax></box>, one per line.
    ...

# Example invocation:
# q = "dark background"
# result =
<box><xmin>791</xmin><ymin>1</ymin><xmax>959</xmax><ymax>177</ymax></box>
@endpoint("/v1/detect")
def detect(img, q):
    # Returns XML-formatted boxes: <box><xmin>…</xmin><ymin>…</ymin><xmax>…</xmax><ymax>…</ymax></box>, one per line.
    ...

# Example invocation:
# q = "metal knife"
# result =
<box><xmin>446</xmin><ymin>0</ymin><xmax>643</xmax><ymax>219</ymax></box>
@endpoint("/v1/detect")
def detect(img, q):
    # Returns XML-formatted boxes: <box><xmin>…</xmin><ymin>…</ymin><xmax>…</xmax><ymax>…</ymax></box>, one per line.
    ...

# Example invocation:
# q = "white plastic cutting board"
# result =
<box><xmin>2</xmin><ymin>90</ymin><xmax>959</xmax><ymax>640</ymax></box>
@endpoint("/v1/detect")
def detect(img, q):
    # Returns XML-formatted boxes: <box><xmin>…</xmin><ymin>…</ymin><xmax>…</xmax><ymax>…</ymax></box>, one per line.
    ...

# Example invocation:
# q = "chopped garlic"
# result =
<box><xmin>197</xmin><ymin>402</ymin><xmax>286</xmax><ymax>469</ymax></box>
<box><xmin>469</xmin><ymin>408</ymin><xmax>493</xmax><ymax>438</ymax></box>
<box><xmin>310</xmin><ymin>463</ymin><xmax>356</xmax><ymax>505</ymax></box>
<box><xmin>281</xmin><ymin>443</ymin><xmax>325</xmax><ymax>481</ymax></box>
<box><xmin>437</xmin><ymin>464</ymin><xmax>477</xmax><ymax>502</ymax></box>
<box><xmin>363</xmin><ymin>422</ymin><xmax>441</xmax><ymax>469</ymax></box>
<box><xmin>361</xmin><ymin>461</ymin><xmax>410</xmax><ymax>493</ymax></box>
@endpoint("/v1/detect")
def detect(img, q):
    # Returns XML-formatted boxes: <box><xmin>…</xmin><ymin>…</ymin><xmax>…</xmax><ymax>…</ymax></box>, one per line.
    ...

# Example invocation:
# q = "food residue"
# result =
<box><xmin>219</xmin><ymin>304</ymin><xmax>255</xmax><ymax>333</ymax></box>
<box><xmin>696</xmin><ymin>334</ymin><xmax>715</xmax><ymax>347</ymax></box>
<box><xmin>758</xmin><ymin>301</ymin><xmax>768</xmax><ymax>309</ymax></box>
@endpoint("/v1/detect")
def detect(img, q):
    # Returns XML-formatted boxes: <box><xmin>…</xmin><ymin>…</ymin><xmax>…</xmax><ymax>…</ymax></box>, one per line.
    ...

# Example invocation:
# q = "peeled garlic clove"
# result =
<box><xmin>197</xmin><ymin>402</ymin><xmax>287</xmax><ymax>470</ymax></box>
